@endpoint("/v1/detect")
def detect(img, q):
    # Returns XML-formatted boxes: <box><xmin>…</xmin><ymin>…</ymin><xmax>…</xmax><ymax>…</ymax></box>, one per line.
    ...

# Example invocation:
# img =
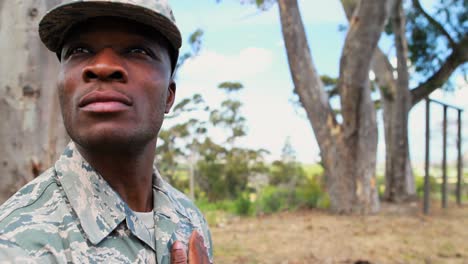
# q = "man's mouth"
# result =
<box><xmin>79</xmin><ymin>90</ymin><xmax>132</xmax><ymax>113</ymax></box>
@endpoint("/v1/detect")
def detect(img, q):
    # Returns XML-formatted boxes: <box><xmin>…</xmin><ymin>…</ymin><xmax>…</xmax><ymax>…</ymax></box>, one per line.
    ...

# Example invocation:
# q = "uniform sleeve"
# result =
<box><xmin>0</xmin><ymin>236</ymin><xmax>63</xmax><ymax>263</ymax></box>
<box><xmin>0</xmin><ymin>237</ymin><xmax>34</xmax><ymax>263</ymax></box>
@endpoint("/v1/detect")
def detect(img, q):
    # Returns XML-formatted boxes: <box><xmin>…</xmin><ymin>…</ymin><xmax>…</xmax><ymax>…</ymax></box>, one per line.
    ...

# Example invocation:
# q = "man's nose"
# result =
<box><xmin>82</xmin><ymin>48</ymin><xmax>128</xmax><ymax>83</ymax></box>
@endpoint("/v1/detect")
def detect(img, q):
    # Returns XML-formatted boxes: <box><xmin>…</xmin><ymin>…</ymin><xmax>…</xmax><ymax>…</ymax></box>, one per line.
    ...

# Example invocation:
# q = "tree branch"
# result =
<box><xmin>411</xmin><ymin>40</ymin><xmax>468</xmax><ymax>106</ymax></box>
<box><xmin>341</xmin><ymin>0</ymin><xmax>397</xmax><ymax>102</ymax></box>
<box><xmin>392</xmin><ymin>0</ymin><xmax>411</xmax><ymax>104</ymax></box>
<box><xmin>372</xmin><ymin>48</ymin><xmax>396</xmax><ymax>100</ymax></box>
<box><xmin>412</xmin><ymin>0</ymin><xmax>457</xmax><ymax>49</ymax></box>
<box><xmin>326</xmin><ymin>86</ymin><xmax>340</xmax><ymax>98</ymax></box>
<box><xmin>277</xmin><ymin>0</ymin><xmax>339</xmax><ymax>145</ymax></box>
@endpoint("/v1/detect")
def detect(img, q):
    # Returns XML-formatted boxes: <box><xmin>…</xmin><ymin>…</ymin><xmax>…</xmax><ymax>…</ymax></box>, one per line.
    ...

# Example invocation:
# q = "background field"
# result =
<box><xmin>211</xmin><ymin>202</ymin><xmax>468</xmax><ymax>264</ymax></box>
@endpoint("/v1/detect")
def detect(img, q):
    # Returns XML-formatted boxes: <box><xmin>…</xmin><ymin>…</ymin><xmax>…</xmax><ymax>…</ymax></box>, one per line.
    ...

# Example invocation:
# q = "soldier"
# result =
<box><xmin>0</xmin><ymin>1</ymin><xmax>212</xmax><ymax>263</ymax></box>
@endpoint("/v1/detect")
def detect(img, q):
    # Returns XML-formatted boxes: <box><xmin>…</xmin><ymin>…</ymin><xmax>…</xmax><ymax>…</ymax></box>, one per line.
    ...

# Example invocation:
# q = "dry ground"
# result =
<box><xmin>211</xmin><ymin>202</ymin><xmax>468</xmax><ymax>264</ymax></box>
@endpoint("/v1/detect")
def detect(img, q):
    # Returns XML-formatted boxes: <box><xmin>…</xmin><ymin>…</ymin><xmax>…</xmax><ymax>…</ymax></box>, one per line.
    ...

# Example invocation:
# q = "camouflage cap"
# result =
<box><xmin>39</xmin><ymin>0</ymin><xmax>182</xmax><ymax>64</ymax></box>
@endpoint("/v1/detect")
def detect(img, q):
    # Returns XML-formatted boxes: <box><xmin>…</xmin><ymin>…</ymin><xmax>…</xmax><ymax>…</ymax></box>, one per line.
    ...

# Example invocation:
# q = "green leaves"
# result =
<box><xmin>211</xmin><ymin>82</ymin><xmax>247</xmax><ymax>144</ymax></box>
<box><xmin>168</xmin><ymin>93</ymin><xmax>206</xmax><ymax>119</ymax></box>
<box><xmin>174</xmin><ymin>29</ymin><xmax>204</xmax><ymax>79</ymax></box>
<box><xmin>188</xmin><ymin>29</ymin><xmax>204</xmax><ymax>55</ymax></box>
<box><xmin>218</xmin><ymin>81</ymin><xmax>243</xmax><ymax>93</ymax></box>
<box><xmin>406</xmin><ymin>0</ymin><xmax>467</xmax><ymax>77</ymax></box>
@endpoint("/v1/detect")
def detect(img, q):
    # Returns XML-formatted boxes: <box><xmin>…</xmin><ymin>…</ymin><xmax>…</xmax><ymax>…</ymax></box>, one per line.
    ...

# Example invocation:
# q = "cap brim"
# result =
<box><xmin>39</xmin><ymin>1</ymin><xmax>182</xmax><ymax>53</ymax></box>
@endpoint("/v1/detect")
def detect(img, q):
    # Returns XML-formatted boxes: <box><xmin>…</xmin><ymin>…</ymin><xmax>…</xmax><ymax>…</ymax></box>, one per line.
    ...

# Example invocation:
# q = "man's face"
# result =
<box><xmin>57</xmin><ymin>17</ymin><xmax>176</xmax><ymax>152</ymax></box>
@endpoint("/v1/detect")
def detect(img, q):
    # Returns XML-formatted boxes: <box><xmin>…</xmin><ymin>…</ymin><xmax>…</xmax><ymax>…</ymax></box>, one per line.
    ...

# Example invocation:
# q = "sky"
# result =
<box><xmin>165</xmin><ymin>0</ymin><xmax>467</xmax><ymax>166</ymax></box>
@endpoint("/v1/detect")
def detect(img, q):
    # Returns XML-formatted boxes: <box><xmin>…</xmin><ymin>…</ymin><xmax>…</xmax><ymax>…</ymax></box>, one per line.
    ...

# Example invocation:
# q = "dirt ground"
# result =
<box><xmin>211</xmin><ymin>202</ymin><xmax>468</xmax><ymax>264</ymax></box>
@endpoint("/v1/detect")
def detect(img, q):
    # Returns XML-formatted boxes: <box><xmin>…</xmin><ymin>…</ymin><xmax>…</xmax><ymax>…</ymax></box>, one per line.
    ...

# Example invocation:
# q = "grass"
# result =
<box><xmin>211</xmin><ymin>202</ymin><xmax>468</xmax><ymax>263</ymax></box>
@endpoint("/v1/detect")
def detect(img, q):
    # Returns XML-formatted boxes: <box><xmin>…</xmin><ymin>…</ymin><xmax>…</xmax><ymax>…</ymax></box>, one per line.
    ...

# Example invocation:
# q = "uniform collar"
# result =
<box><xmin>54</xmin><ymin>142</ymin><xmax>157</xmax><ymax>249</ymax></box>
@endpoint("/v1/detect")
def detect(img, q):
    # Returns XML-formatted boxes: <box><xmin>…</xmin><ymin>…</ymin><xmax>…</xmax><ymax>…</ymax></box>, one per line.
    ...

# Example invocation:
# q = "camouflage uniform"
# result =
<box><xmin>0</xmin><ymin>142</ymin><xmax>213</xmax><ymax>263</ymax></box>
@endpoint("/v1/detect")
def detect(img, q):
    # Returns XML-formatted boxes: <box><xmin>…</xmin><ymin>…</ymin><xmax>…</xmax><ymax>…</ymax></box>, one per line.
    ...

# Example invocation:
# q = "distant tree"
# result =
<box><xmin>209</xmin><ymin>81</ymin><xmax>247</xmax><ymax>145</ymax></box>
<box><xmin>156</xmin><ymin>29</ymin><xmax>208</xmax><ymax>192</ymax></box>
<box><xmin>196</xmin><ymin>82</ymin><xmax>268</xmax><ymax>201</ymax></box>
<box><xmin>156</xmin><ymin>93</ymin><xmax>208</xmax><ymax>190</ymax></box>
<box><xmin>158</xmin><ymin>30</ymin><xmax>268</xmax><ymax>200</ymax></box>
<box><xmin>281</xmin><ymin>137</ymin><xmax>296</xmax><ymax>162</ymax></box>
<box><xmin>270</xmin><ymin>138</ymin><xmax>305</xmax><ymax>186</ymax></box>
<box><xmin>157</xmin><ymin>79</ymin><xmax>268</xmax><ymax>201</ymax></box>
<box><xmin>195</xmin><ymin>138</ymin><xmax>227</xmax><ymax>200</ymax></box>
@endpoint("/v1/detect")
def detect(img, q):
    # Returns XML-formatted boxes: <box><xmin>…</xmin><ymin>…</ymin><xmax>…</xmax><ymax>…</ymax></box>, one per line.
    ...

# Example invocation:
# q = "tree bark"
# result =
<box><xmin>371</xmin><ymin>48</ymin><xmax>416</xmax><ymax>201</ymax></box>
<box><xmin>0</xmin><ymin>0</ymin><xmax>68</xmax><ymax>203</ymax></box>
<box><xmin>384</xmin><ymin>0</ymin><xmax>415</xmax><ymax>201</ymax></box>
<box><xmin>341</xmin><ymin>0</ymin><xmax>416</xmax><ymax>201</ymax></box>
<box><xmin>278</xmin><ymin>0</ymin><xmax>389</xmax><ymax>213</ymax></box>
<box><xmin>341</xmin><ymin>0</ymin><xmax>414</xmax><ymax>200</ymax></box>
<box><xmin>344</xmin><ymin>0</ymin><xmax>416</xmax><ymax>202</ymax></box>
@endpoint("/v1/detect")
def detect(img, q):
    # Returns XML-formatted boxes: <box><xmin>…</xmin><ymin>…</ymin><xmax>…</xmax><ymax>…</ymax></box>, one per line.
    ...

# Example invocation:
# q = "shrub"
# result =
<box><xmin>270</xmin><ymin>160</ymin><xmax>306</xmax><ymax>185</ymax></box>
<box><xmin>256</xmin><ymin>186</ymin><xmax>290</xmax><ymax>214</ymax></box>
<box><xmin>234</xmin><ymin>192</ymin><xmax>254</xmax><ymax>216</ymax></box>
<box><xmin>196</xmin><ymin>197</ymin><xmax>236</xmax><ymax>213</ymax></box>
<box><xmin>294</xmin><ymin>175</ymin><xmax>324</xmax><ymax>208</ymax></box>
<box><xmin>376</xmin><ymin>174</ymin><xmax>385</xmax><ymax>198</ymax></box>
<box><xmin>415</xmin><ymin>174</ymin><xmax>438</xmax><ymax>198</ymax></box>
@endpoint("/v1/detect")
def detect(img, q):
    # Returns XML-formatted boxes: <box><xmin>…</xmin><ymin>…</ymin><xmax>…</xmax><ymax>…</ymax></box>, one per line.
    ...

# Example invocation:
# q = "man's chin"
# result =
<box><xmin>71</xmin><ymin>131</ymin><xmax>156</xmax><ymax>155</ymax></box>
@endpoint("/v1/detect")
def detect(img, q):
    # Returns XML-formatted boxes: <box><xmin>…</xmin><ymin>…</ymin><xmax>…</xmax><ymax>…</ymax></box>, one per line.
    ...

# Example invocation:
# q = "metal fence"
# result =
<box><xmin>424</xmin><ymin>98</ymin><xmax>464</xmax><ymax>214</ymax></box>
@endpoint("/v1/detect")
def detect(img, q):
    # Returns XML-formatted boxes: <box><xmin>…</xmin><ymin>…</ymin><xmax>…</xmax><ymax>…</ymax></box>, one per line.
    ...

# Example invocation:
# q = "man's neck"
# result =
<box><xmin>76</xmin><ymin>140</ymin><xmax>156</xmax><ymax>212</ymax></box>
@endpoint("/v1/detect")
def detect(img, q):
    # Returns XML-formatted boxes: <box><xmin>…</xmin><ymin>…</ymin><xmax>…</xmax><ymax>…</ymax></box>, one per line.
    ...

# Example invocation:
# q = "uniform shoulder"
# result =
<box><xmin>162</xmin><ymin>181</ymin><xmax>204</xmax><ymax>219</ymax></box>
<box><xmin>0</xmin><ymin>168</ymin><xmax>58</xmax><ymax>226</ymax></box>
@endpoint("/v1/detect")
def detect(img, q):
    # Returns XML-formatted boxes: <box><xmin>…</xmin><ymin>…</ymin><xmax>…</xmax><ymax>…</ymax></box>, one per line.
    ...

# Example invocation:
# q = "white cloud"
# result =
<box><xmin>429</xmin><ymin>75</ymin><xmax>468</xmax><ymax>108</ymax></box>
<box><xmin>179</xmin><ymin>47</ymin><xmax>274</xmax><ymax>82</ymax></box>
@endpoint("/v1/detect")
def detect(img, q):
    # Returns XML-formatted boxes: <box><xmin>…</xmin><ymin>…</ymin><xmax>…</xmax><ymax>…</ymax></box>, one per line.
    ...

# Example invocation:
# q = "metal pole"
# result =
<box><xmin>442</xmin><ymin>105</ymin><xmax>448</xmax><ymax>209</ymax></box>
<box><xmin>457</xmin><ymin>110</ymin><xmax>462</xmax><ymax>205</ymax></box>
<box><xmin>424</xmin><ymin>98</ymin><xmax>431</xmax><ymax>214</ymax></box>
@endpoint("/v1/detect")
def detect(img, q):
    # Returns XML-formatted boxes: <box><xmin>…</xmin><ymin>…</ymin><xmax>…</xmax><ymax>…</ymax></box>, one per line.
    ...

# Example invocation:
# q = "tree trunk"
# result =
<box><xmin>372</xmin><ymin>47</ymin><xmax>417</xmax><ymax>202</ymax></box>
<box><xmin>382</xmin><ymin>0</ymin><xmax>416</xmax><ymax>201</ymax></box>
<box><xmin>278</xmin><ymin>0</ymin><xmax>389</xmax><ymax>213</ymax></box>
<box><xmin>0</xmin><ymin>0</ymin><xmax>68</xmax><ymax>203</ymax></box>
<box><xmin>341</xmin><ymin>0</ymin><xmax>415</xmax><ymax>201</ymax></box>
<box><xmin>381</xmin><ymin>95</ymin><xmax>416</xmax><ymax>201</ymax></box>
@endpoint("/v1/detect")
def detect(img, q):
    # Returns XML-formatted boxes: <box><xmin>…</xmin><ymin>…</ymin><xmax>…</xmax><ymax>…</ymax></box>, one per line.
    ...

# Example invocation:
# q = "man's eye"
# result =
<box><xmin>128</xmin><ymin>47</ymin><xmax>151</xmax><ymax>56</ymax></box>
<box><xmin>69</xmin><ymin>47</ymin><xmax>90</xmax><ymax>55</ymax></box>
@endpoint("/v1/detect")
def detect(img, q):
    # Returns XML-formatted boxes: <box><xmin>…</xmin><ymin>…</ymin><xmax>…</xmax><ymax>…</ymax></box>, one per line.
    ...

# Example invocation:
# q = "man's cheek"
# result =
<box><xmin>56</xmin><ymin>84</ymin><xmax>67</xmax><ymax>114</ymax></box>
<box><xmin>56</xmin><ymin>82</ymin><xmax>74</xmax><ymax>127</ymax></box>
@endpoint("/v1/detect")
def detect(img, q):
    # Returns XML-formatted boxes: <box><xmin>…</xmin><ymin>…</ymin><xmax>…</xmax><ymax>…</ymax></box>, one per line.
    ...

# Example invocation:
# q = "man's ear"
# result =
<box><xmin>165</xmin><ymin>81</ymin><xmax>176</xmax><ymax>114</ymax></box>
